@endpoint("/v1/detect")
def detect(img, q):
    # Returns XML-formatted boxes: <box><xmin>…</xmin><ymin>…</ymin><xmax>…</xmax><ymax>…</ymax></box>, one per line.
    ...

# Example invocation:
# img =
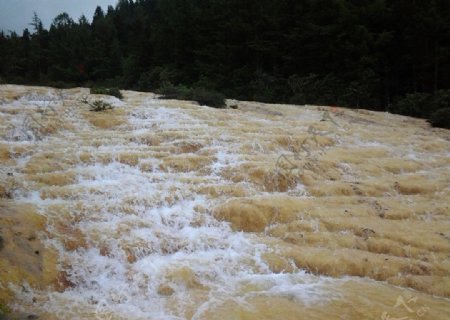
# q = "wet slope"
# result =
<box><xmin>0</xmin><ymin>85</ymin><xmax>449</xmax><ymax>319</ymax></box>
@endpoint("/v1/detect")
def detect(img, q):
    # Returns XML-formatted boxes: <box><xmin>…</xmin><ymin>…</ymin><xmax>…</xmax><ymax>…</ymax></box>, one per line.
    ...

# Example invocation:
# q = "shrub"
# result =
<box><xmin>390</xmin><ymin>90</ymin><xmax>450</xmax><ymax>119</ymax></box>
<box><xmin>288</xmin><ymin>73</ymin><xmax>344</xmax><ymax>106</ymax></box>
<box><xmin>389</xmin><ymin>92</ymin><xmax>431</xmax><ymax>118</ymax></box>
<box><xmin>137</xmin><ymin>72</ymin><xmax>153</xmax><ymax>92</ymax></box>
<box><xmin>432</xmin><ymin>89</ymin><xmax>450</xmax><ymax>110</ymax></box>
<box><xmin>47</xmin><ymin>81</ymin><xmax>77</xmax><ymax>89</ymax></box>
<box><xmin>157</xmin><ymin>83</ymin><xmax>191</xmax><ymax>100</ymax></box>
<box><xmin>250</xmin><ymin>71</ymin><xmax>279</xmax><ymax>103</ymax></box>
<box><xmin>90</xmin><ymin>87</ymin><xmax>123</xmax><ymax>99</ymax></box>
<box><xmin>89</xmin><ymin>100</ymin><xmax>113</xmax><ymax>112</ymax></box>
<box><xmin>429</xmin><ymin>108</ymin><xmax>450</xmax><ymax>129</ymax></box>
<box><xmin>191</xmin><ymin>87</ymin><xmax>226</xmax><ymax>108</ymax></box>
<box><xmin>157</xmin><ymin>84</ymin><xmax>226</xmax><ymax>108</ymax></box>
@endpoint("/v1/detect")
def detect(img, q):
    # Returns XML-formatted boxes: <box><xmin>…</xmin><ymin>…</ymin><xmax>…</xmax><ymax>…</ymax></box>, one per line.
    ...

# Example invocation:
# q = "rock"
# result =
<box><xmin>0</xmin><ymin>203</ymin><xmax>58</xmax><ymax>305</ymax></box>
<box><xmin>0</xmin><ymin>185</ymin><xmax>12</xmax><ymax>199</ymax></box>
<box><xmin>361</xmin><ymin>228</ymin><xmax>376</xmax><ymax>240</ymax></box>
<box><xmin>165</xmin><ymin>267</ymin><xmax>203</xmax><ymax>289</ymax></box>
<box><xmin>213</xmin><ymin>196</ymin><xmax>304</xmax><ymax>232</ymax></box>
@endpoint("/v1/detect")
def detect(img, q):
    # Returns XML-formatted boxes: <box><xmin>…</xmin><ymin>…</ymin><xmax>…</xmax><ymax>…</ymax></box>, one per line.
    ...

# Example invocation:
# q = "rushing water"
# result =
<box><xmin>0</xmin><ymin>85</ymin><xmax>449</xmax><ymax>319</ymax></box>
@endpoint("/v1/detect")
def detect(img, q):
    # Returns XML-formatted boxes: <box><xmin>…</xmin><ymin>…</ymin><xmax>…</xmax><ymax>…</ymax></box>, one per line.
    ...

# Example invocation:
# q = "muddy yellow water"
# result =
<box><xmin>0</xmin><ymin>85</ymin><xmax>449</xmax><ymax>319</ymax></box>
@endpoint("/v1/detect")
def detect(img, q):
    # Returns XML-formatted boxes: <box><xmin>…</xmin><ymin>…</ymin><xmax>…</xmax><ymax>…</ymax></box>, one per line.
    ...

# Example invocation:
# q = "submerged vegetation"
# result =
<box><xmin>88</xmin><ymin>100</ymin><xmax>114</xmax><ymax>112</ymax></box>
<box><xmin>0</xmin><ymin>0</ymin><xmax>449</xmax><ymax>121</ymax></box>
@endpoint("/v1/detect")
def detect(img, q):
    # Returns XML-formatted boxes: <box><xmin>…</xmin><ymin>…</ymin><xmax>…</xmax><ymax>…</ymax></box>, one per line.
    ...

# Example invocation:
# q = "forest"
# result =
<box><xmin>0</xmin><ymin>0</ymin><xmax>449</xmax><ymax>126</ymax></box>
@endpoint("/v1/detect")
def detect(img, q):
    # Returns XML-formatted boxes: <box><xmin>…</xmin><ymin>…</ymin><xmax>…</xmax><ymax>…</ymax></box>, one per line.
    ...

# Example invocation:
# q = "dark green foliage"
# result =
<box><xmin>288</xmin><ymin>74</ymin><xmax>344</xmax><ymax>106</ymax></box>
<box><xmin>190</xmin><ymin>88</ymin><xmax>226</xmax><ymax>108</ymax></box>
<box><xmin>89</xmin><ymin>100</ymin><xmax>113</xmax><ymax>112</ymax></box>
<box><xmin>390</xmin><ymin>93</ymin><xmax>433</xmax><ymax>118</ymax></box>
<box><xmin>90</xmin><ymin>87</ymin><xmax>123</xmax><ymax>99</ymax></box>
<box><xmin>157</xmin><ymin>84</ymin><xmax>225</xmax><ymax>108</ymax></box>
<box><xmin>390</xmin><ymin>90</ymin><xmax>450</xmax><ymax>119</ymax></box>
<box><xmin>0</xmin><ymin>1</ymin><xmax>449</xmax><ymax>122</ymax></box>
<box><xmin>47</xmin><ymin>81</ymin><xmax>76</xmax><ymax>89</ymax></box>
<box><xmin>137</xmin><ymin>72</ymin><xmax>153</xmax><ymax>92</ymax></box>
<box><xmin>429</xmin><ymin>90</ymin><xmax>450</xmax><ymax>128</ymax></box>
<box><xmin>432</xmin><ymin>90</ymin><xmax>450</xmax><ymax>110</ymax></box>
<box><xmin>157</xmin><ymin>83</ymin><xmax>191</xmax><ymax>100</ymax></box>
<box><xmin>429</xmin><ymin>108</ymin><xmax>450</xmax><ymax>129</ymax></box>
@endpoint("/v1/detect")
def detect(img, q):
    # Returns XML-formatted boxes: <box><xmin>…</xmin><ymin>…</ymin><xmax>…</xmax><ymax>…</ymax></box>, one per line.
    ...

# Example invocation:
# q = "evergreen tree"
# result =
<box><xmin>0</xmin><ymin>0</ymin><xmax>449</xmax><ymax>121</ymax></box>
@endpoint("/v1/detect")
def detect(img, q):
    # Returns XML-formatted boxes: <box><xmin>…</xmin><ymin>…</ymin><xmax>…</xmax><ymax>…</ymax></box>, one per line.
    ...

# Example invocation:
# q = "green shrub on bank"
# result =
<box><xmin>157</xmin><ymin>83</ymin><xmax>191</xmax><ymax>100</ymax></box>
<box><xmin>390</xmin><ymin>90</ymin><xmax>450</xmax><ymax>120</ymax></box>
<box><xmin>429</xmin><ymin>108</ymin><xmax>450</xmax><ymax>129</ymax></box>
<box><xmin>47</xmin><ymin>81</ymin><xmax>77</xmax><ymax>89</ymax></box>
<box><xmin>157</xmin><ymin>84</ymin><xmax>225</xmax><ymax>108</ymax></box>
<box><xmin>90</xmin><ymin>87</ymin><xmax>123</xmax><ymax>99</ymax></box>
<box><xmin>389</xmin><ymin>92</ymin><xmax>431</xmax><ymax>118</ymax></box>
<box><xmin>191</xmin><ymin>87</ymin><xmax>226</xmax><ymax>108</ymax></box>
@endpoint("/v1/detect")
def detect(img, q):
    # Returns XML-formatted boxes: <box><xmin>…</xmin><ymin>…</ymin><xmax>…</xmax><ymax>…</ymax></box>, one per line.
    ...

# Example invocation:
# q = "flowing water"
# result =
<box><xmin>0</xmin><ymin>85</ymin><xmax>449</xmax><ymax>319</ymax></box>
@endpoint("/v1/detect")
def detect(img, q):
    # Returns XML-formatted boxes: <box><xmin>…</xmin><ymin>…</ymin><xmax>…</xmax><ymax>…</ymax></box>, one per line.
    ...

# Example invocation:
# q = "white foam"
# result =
<box><xmin>3</xmin><ymin>93</ymin><xmax>343</xmax><ymax>318</ymax></box>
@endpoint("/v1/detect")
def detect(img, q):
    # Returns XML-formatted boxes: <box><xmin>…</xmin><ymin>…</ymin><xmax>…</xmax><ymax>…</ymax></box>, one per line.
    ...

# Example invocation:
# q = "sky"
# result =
<box><xmin>0</xmin><ymin>0</ymin><xmax>118</xmax><ymax>33</ymax></box>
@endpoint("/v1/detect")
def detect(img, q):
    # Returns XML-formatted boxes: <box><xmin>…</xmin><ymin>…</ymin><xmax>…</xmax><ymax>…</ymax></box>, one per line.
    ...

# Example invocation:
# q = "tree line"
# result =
<box><xmin>0</xmin><ymin>0</ymin><xmax>449</xmax><ymax>124</ymax></box>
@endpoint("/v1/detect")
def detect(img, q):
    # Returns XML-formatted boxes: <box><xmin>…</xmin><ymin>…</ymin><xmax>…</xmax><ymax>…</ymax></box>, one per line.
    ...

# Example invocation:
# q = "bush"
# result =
<box><xmin>47</xmin><ymin>81</ymin><xmax>77</xmax><ymax>89</ymax></box>
<box><xmin>390</xmin><ymin>90</ymin><xmax>450</xmax><ymax>119</ymax></box>
<box><xmin>157</xmin><ymin>84</ymin><xmax>226</xmax><ymax>108</ymax></box>
<box><xmin>429</xmin><ymin>108</ymin><xmax>450</xmax><ymax>129</ymax></box>
<box><xmin>389</xmin><ymin>92</ymin><xmax>431</xmax><ymax>118</ymax></box>
<box><xmin>250</xmin><ymin>71</ymin><xmax>281</xmax><ymax>103</ymax></box>
<box><xmin>432</xmin><ymin>89</ymin><xmax>450</xmax><ymax>110</ymax></box>
<box><xmin>90</xmin><ymin>87</ymin><xmax>123</xmax><ymax>99</ymax></box>
<box><xmin>288</xmin><ymin>73</ymin><xmax>344</xmax><ymax>106</ymax></box>
<box><xmin>191</xmin><ymin>87</ymin><xmax>226</xmax><ymax>108</ymax></box>
<box><xmin>157</xmin><ymin>83</ymin><xmax>191</xmax><ymax>100</ymax></box>
<box><xmin>137</xmin><ymin>72</ymin><xmax>153</xmax><ymax>92</ymax></box>
<box><xmin>89</xmin><ymin>100</ymin><xmax>113</xmax><ymax>112</ymax></box>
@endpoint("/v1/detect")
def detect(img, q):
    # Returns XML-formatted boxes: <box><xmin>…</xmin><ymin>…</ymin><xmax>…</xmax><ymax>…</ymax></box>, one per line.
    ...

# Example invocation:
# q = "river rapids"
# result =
<box><xmin>0</xmin><ymin>85</ymin><xmax>449</xmax><ymax>319</ymax></box>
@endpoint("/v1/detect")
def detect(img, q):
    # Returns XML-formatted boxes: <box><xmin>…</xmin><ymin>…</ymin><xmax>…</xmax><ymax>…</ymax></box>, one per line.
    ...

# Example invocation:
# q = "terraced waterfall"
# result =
<box><xmin>0</xmin><ymin>85</ymin><xmax>449</xmax><ymax>319</ymax></box>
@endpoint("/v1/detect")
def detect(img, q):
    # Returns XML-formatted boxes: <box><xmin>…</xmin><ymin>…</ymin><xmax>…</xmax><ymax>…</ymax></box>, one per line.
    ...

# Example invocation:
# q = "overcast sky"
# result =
<box><xmin>0</xmin><ymin>0</ymin><xmax>118</xmax><ymax>33</ymax></box>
